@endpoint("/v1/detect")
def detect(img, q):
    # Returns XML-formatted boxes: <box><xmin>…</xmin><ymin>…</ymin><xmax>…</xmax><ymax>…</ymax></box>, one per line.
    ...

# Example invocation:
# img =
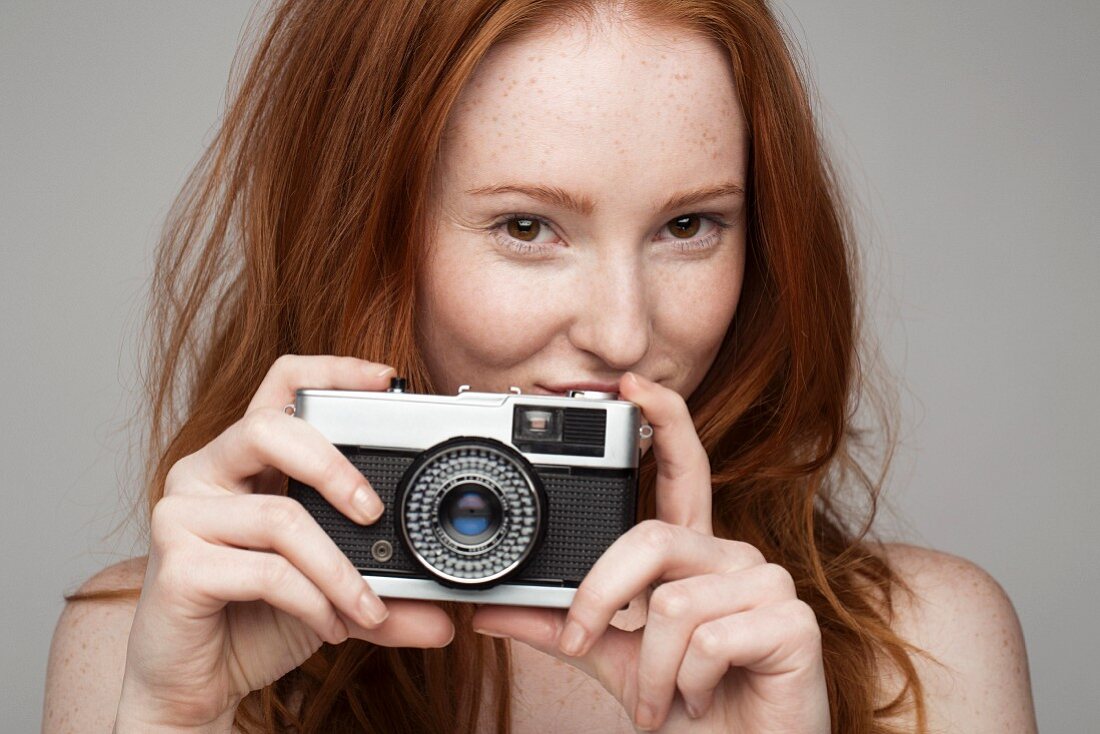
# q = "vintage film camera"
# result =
<box><xmin>288</xmin><ymin>377</ymin><xmax>646</xmax><ymax>608</ymax></box>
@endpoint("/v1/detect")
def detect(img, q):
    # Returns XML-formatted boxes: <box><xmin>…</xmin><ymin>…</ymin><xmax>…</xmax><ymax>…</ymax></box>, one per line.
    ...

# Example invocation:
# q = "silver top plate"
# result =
<box><xmin>294</xmin><ymin>388</ymin><xmax>641</xmax><ymax>469</ymax></box>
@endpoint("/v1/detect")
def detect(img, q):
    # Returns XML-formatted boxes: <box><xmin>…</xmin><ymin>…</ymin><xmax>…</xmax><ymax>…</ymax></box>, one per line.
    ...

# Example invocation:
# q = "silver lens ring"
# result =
<box><xmin>398</xmin><ymin>437</ymin><xmax>546</xmax><ymax>587</ymax></box>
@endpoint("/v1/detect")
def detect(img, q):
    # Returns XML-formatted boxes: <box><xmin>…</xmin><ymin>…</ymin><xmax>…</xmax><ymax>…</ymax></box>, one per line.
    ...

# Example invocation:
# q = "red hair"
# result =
<box><xmin>73</xmin><ymin>1</ymin><xmax>927</xmax><ymax>731</ymax></box>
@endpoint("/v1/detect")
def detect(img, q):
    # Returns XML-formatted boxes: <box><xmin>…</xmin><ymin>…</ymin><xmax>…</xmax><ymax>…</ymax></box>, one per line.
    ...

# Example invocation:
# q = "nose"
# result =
<box><xmin>566</xmin><ymin>253</ymin><xmax>651</xmax><ymax>370</ymax></box>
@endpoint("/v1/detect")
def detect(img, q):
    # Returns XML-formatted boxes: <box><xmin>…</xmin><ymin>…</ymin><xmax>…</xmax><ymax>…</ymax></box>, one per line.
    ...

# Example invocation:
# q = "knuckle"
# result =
<box><xmin>635</xmin><ymin>519</ymin><xmax>677</xmax><ymax>552</ymax></box>
<box><xmin>156</xmin><ymin>543</ymin><xmax>199</xmax><ymax>590</ymax></box>
<box><xmin>257</xmin><ymin>496</ymin><xmax>305</xmax><ymax>535</ymax></box>
<box><xmin>239</xmin><ymin>408</ymin><xmax>279</xmax><ymax>449</ymax></box>
<box><xmin>338</xmin><ymin>355</ymin><xmax>369</xmax><ymax>372</ymax></box>
<box><xmin>690</xmin><ymin>622</ymin><xmax>725</xmax><ymax>659</ymax></box>
<box><xmin>149</xmin><ymin>496</ymin><xmax>184</xmax><ymax>550</ymax></box>
<box><xmin>270</xmin><ymin>353</ymin><xmax>300</xmax><ymax>376</ymax></box>
<box><xmin>693</xmin><ymin>444</ymin><xmax>713</xmax><ymax>471</ymax></box>
<box><xmin>163</xmin><ymin>454</ymin><xmax>196</xmax><ymax>495</ymax></box>
<box><xmin>785</xmin><ymin>600</ymin><xmax>822</xmax><ymax>643</ymax></box>
<box><xmin>532</xmin><ymin>613</ymin><xmax>562</xmax><ymax>644</ymax></box>
<box><xmin>318</xmin><ymin>548</ymin><xmax>352</xmax><ymax>587</ymax></box>
<box><xmin>257</xmin><ymin>554</ymin><xmax>293</xmax><ymax>589</ymax></box>
<box><xmin>666</xmin><ymin>391</ymin><xmax>692</xmax><ymax>422</ymax></box>
<box><xmin>649</xmin><ymin>583</ymin><xmax>692</xmax><ymax>620</ymax></box>
<box><xmin>761</xmin><ymin>563</ymin><xmax>796</xmax><ymax>595</ymax></box>
<box><xmin>571</xmin><ymin>582</ymin><xmax>607</xmax><ymax>612</ymax></box>
<box><xmin>316</xmin><ymin>453</ymin><xmax>352</xmax><ymax>493</ymax></box>
<box><xmin>728</xmin><ymin>540</ymin><xmax>766</xmax><ymax>567</ymax></box>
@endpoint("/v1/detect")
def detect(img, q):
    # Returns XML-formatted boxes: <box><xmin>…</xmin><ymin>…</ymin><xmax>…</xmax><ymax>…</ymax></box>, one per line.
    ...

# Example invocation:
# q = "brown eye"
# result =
<box><xmin>506</xmin><ymin>217</ymin><xmax>541</xmax><ymax>242</ymax></box>
<box><xmin>669</xmin><ymin>215</ymin><xmax>701</xmax><ymax>238</ymax></box>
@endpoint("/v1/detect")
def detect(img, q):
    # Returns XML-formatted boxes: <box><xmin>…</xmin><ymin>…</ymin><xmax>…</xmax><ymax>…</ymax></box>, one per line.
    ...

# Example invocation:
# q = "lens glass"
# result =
<box><xmin>439</xmin><ymin>483</ymin><xmax>501</xmax><ymax>545</ymax></box>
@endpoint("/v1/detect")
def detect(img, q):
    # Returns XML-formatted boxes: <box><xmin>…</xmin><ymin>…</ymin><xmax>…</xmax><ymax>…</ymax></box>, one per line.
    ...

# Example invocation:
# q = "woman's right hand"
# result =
<box><xmin>115</xmin><ymin>356</ymin><xmax>456</xmax><ymax>732</ymax></box>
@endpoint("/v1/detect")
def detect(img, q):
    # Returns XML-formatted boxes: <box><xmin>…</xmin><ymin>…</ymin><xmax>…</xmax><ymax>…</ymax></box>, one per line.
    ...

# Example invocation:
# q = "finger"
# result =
<box><xmin>618</xmin><ymin>372</ymin><xmax>712</xmax><ymax>534</ymax></box>
<box><xmin>342</xmin><ymin>599</ymin><xmax>456</xmax><ymax>649</ymax></box>
<box><xmin>676</xmin><ymin>600</ymin><xmax>823</xmax><ymax>718</ymax></box>
<box><xmin>165</xmin><ymin>493</ymin><xmax>388</xmax><ymax>629</ymax></box>
<box><xmin>470</xmin><ymin>605</ymin><xmax>637</xmax><ymax>700</ymax></box>
<box><xmin>562</xmin><ymin>521</ymin><xmax>765</xmax><ymax>657</ymax></box>
<box><xmin>157</xmin><ymin>543</ymin><xmax>349</xmax><ymax>646</ymax></box>
<box><xmin>633</xmin><ymin>564</ymin><xmax>797</xmax><ymax>729</ymax></box>
<box><xmin>247</xmin><ymin>354</ymin><xmax>395</xmax><ymax>414</ymax></box>
<box><xmin>186</xmin><ymin>407</ymin><xmax>383</xmax><ymax>524</ymax></box>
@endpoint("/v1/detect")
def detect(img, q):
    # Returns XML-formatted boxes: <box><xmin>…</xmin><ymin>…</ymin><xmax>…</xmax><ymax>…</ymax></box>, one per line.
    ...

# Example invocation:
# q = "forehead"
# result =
<box><xmin>440</xmin><ymin>16</ymin><xmax>747</xmax><ymax>197</ymax></box>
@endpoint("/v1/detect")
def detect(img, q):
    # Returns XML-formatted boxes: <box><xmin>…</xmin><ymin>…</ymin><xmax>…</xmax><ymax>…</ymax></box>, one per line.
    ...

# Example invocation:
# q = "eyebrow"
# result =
<box><xmin>465</xmin><ymin>182</ymin><xmax>745</xmax><ymax>216</ymax></box>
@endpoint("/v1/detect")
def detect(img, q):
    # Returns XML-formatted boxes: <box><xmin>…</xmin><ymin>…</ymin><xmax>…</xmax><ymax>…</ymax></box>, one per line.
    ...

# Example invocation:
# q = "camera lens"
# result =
<box><xmin>397</xmin><ymin>437</ymin><xmax>547</xmax><ymax>588</ymax></box>
<box><xmin>439</xmin><ymin>483</ymin><xmax>501</xmax><ymax>543</ymax></box>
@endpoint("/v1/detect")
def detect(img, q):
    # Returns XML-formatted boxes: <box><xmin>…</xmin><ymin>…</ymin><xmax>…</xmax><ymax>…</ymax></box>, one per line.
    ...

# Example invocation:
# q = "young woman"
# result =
<box><xmin>43</xmin><ymin>1</ymin><xmax>1037</xmax><ymax>732</ymax></box>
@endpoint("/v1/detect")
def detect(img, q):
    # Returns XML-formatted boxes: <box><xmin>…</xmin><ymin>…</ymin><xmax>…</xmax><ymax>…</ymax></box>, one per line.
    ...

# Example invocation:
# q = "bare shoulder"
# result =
<box><xmin>879</xmin><ymin>543</ymin><xmax>1038</xmax><ymax>733</ymax></box>
<box><xmin>43</xmin><ymin>557</ymin><xmax>147</xmax><ymax>733</ymax></box>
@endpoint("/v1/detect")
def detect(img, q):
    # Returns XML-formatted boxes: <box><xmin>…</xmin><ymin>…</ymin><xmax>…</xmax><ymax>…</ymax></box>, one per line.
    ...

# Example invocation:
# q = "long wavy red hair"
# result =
<box><xmin>72</xmin><ymin>0</ymin><xmax>927</xmax><ymax>731</ymax></box>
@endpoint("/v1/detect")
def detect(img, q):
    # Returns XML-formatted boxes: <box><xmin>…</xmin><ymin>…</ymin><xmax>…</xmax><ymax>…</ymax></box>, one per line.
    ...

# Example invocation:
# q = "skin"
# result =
<box><xmin>42</xmin><ymin>8</ymin><xmax>1038</xmax><ymax>734</ymax></box>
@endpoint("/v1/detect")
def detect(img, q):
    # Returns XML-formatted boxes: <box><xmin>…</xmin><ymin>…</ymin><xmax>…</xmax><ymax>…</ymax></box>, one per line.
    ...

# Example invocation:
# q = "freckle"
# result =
<box><xmin>529</xmin><ymin>77</ymin><xmax>537</xmax><ymax>84</ymax></box>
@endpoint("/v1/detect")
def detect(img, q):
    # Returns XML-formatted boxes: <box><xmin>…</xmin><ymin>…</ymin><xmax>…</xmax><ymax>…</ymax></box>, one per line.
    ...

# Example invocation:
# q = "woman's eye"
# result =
<box><xmin>667</xmin><ymin>214</ymin><xmax>702</xmax><ymax>239</ymax></box>
<box><xmin>490</xmin><ymin>214</ymin><xmax>559</xmax><ymax>254</ymax></box>
<box><xmin>660</xmin><ymin>214</ymin><xmax>730</xmax><ymax>251</ymax></box>
<box><xmin>506</xmin><ymin>217</ymin><xmax>548</xmax><ymax>243</ymax></box>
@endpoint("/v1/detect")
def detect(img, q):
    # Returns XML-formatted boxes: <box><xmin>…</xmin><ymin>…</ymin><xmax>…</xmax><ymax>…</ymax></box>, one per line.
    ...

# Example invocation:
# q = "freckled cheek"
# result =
<box><xmin>653</xmin><ymin>258</ymin><xmax>744</xmax><ymax>362</ymax></box>
<box><xmin>427</xmin><ymin>261</ymin><xmax>570</xmax><ymax>368</ymax></box>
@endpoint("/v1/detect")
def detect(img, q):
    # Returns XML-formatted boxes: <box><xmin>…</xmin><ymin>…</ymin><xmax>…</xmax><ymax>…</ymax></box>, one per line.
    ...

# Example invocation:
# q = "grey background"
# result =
<box><xmin>2</xmin><ymin>1</ymin><xmax>1096</xmax><ymax>731</ymax></box>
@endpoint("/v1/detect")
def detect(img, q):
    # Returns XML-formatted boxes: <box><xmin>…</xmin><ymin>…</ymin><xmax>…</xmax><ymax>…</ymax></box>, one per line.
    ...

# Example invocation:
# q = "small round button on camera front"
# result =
<box><xmin>371</xmin><ymin>539</ymin><xmax>394</xmax><ymax>563</ymax></box>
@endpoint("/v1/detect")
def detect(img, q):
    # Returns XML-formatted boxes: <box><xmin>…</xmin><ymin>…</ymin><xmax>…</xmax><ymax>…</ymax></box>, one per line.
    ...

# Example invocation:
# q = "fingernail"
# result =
<box><xmin>352</xmin><ymin>486</ymin><xmax>383</xmax><ymax>524</ymax></box>
<box><xmin>358</xmin><ymin>590</ymin><xmax>389</xmax><ymax>627</ymax></box>
<box><xmin>558</xmin><ymin>620</ymin><xmax>587</xmax><ymax>656</ymax></box>
<box><xmin>634</xmin><ymin>701</ymin><xmax>658</xmax><ymax>730</ymax></box>
<box><xmin>685</xmin><ymin>700</ymin><xmax>702</xmax><ymax>719</ymax></box>
<box><xmin>375</xmin><ymin>365</ymin><xmax>395</xmax><ymax>378</ymax></box>
<box><xmin>624</xmin><ymin>372</ymin><xmax>640</xmax><ymax>389</ymax></box>
<box><xmin>473</xmin><ymin>627</ymin><xmax>511</xmax><ymax>639</ymax></box>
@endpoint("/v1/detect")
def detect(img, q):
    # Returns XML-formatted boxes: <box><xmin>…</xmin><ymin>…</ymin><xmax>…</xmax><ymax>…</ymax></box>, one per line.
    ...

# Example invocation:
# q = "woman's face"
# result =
<box><xmin>419</xmin><ymin>15</ymin><xmax>748</xmax><ymax>399</ymax></box>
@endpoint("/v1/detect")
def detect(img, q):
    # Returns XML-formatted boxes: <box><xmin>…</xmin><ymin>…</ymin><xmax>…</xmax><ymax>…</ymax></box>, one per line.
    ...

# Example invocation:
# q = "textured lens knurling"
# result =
<box><xmin>397</xmin><ymin>437</ymin><xmax>547</xmax><ymax>588</ymax></box>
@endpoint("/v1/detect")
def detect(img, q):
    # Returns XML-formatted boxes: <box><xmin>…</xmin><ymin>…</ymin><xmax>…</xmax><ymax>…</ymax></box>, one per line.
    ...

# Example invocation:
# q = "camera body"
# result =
<box><xmin>288</xmin><ymin>380</ymin><xmax>642</xmax><ymax>608</ymax></box>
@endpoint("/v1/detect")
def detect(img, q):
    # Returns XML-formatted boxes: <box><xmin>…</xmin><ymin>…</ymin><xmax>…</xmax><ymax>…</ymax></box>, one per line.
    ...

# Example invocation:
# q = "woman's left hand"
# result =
<box><xmin>471</xmin><ymin>372</ymin><xmax>830</xmax><ymax>732</ymax></box>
